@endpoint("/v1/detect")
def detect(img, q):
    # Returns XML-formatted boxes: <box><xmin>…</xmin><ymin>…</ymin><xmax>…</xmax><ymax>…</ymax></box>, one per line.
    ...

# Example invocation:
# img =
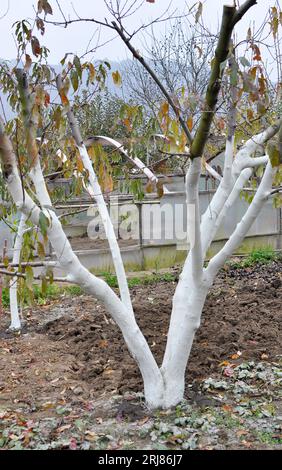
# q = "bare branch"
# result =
<box><xmin>0</xmin><ymin>269</ymin><xmax>68</xmax><ymax>283</ymax></box>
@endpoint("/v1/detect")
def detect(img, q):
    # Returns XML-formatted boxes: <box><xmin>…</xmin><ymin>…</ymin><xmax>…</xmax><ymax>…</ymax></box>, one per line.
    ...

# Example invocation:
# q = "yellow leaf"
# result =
<box><xmin>76</xmin><ymin>154</ymin><xmax>84</xmax><ymax>173</ymax></box>
<box><xmin>146</xmin><ymin>181</ymin><xmax>154</xmax><ymax>193</ymax></box>
<box><xmin>88</xmin><ymin>63</ymin><xmax>96</xmax><ymax>83</ymax></box>
<box><xmin>187</xmin><ymin>116</ymin><xmax>193</xmax><ymax>131</ymax></box>
<box><xmin>160</xmin><ymin>101</ymin><xmax>169</xmax><ymax>116</ymax></box>
<box><xmin>112</xmin><ymin>70</ymin><xmax>122</xmax><ymax>86</ymax></box>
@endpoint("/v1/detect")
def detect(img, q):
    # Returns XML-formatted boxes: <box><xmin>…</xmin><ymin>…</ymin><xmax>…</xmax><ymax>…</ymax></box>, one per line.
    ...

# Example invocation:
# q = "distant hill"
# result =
<box><xmin>0</xmin><ymin>58</ymin><xmax>133</xmax><ymax>121</ymax></box>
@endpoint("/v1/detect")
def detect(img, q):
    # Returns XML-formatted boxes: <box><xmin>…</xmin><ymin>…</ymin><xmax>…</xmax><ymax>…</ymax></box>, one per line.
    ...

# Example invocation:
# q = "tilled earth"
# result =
<box><xmin>0</xmin><ymin>260</ymin><xmax>281</xmax><ymax>450</ymax></box>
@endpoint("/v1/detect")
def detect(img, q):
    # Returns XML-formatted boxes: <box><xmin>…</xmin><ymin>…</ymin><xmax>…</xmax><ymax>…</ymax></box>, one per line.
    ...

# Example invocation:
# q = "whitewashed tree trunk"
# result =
<box><xmin>158</xmin><ymin>128</ymin><xmax>279</xmax><ymax>407</ymax></box>
<box><xmin>9</xmin><ymin>213</ymin><xmax>26</xmax><ymax>330</ymax></box>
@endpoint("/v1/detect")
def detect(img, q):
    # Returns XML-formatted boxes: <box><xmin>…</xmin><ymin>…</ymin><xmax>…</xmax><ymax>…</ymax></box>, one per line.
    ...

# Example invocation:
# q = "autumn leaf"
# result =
<box><xmin>138</xmin><ymin>416</ymin><xmax>149</xmax><ymax>425</ymax></box>
<box><xmin>249</xmin><ymin>66</ymin><xmax>257</xmax><ymax>80</ymax></box>
<box><xmin>36</xmin><ymin>17</ymin><xmax>45</xmax><ymax>35</ymax></box>
<box><xmin>88</xmin><ymin>62</ymin><xmax>96</xmax><ymax>83</ymax></box>
<box><xmin>59</xmin><ymin>90</ymin><xmax>69</xmax><ymax>107</ymax></box>
<box><xmin>231</xmin><ymin>351</ymin><xmax>242</xmax><ymax>360</ymax></box>
<box><xmin>76</xmin><ymin>154</ymin><xmax>84</xmax><ymax>173</ymax></box>
<box><xmin>252</xmin><ymin>44</ymin><xmax>261</xmax><ymax>61</ymax></box>
<box><xmin>157</xmin><ymin>181</ymin><xmax>164</xmax><ymax>198</ymax></box>
<box><xmin>123</xmin><ymin>118</ymin><xmax>132</xmax><ymax>131</ymax></box>
<box><xmin>246</xmin><ymin>109</ymin><xmax>254</xmax><ymax>121</ymax></box>
<box><xmin>187</xmin><ymin>116</ymin><xmax>193</xmax><ymax>131</ymax></box>
<box><xmin>85</xmin><ymin>431</ymin><xmax>98</xmax><ymax>441</ymax></box>
<box><xmin>31</xmin><ymin>36</ymin><xmax>41</xmax><ymax>57</ymax></box>
<box><xmin>160</xmin><ymin>101</ymin><xmax>169</xmax><ymax>115</ymax></box>
<box><xmin>222</xmin><ymin>404</ymin><xmax>233</xmax><ymax>413</ymax></box>
<box><xmin>24</xmin><ymin>54</ymin><xmax>32</xmax><ymax>71</ymax></box>
<box><xmin>38</xmin><ymin>0</ymin><xmax>53</xmax><ymax>15</ymax></box>
<box><xmin>103</xmin><ymin>173</ymin><xmax>114</xmax><ymax>193</ymax></box>
<box><xmin>44</xmin><ymin>92</ymin><xmax>50</xmax><ymax>107</ymax></box>
<box><xmin>218</xmin><ymin>118</ymin><xmax>225</xmax><ymax>131</ymax></box>
<box><xmin>99</xmin><ymin>339</ymin><xmax>108</xmax><ymax>349</ymax></box>
<box><xmin>57</xmin><ymin>424</ymin><xmax>71</xmax><ymax>433</ymax></box>
<box><xmin>68</xmin><ymin>438</ymin><xmax>77</xmax><ymax>450</ymax></box>
<box><xmin>37</xmin><ymin>241</ymin><xmax>46</xmax><ymax>259</ymax></box>
<box><xmin>44</xmin><ymin>1</ymin><xmax>53</xmax><ymax>15</ymax></box>
<box><xmin>219</xmin><ymin>360</ymin><xmax>230</xmax><ymax>367</ymax></box>
<box><xmin>146</xmin><ymin>0</ymin><xmax>155</xmax><ymax>3</ymax></box>
<box><xmin>195</xmin><ymin>2</ymin><xmax>203</xmax><ymax>23</ymax></box>
<box><xmin>112</xmin><ymin>70</ymin><xmax>122</xmax><ymax>86</ymax></box>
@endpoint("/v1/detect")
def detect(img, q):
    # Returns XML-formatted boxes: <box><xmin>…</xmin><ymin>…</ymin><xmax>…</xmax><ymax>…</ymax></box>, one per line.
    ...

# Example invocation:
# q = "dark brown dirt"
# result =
<box><xmin>0</xmin><ymin>261</ymin><xmax>281</xmax><ymax>406</ymax></box>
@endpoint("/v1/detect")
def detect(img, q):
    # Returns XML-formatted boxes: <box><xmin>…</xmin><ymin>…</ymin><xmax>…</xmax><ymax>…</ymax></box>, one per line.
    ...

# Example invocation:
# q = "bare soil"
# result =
<box><xmin>0</xmin><ymin>260</ymin><xmax>281</xmax><ymax>450</ymax></box>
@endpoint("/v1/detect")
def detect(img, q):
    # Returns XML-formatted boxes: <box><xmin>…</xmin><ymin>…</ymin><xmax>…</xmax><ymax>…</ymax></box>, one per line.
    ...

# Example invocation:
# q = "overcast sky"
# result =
<box><xmin>0</xmin><ymin>0</ymin><xmax>277</xmax><ymax>64</ymax></box>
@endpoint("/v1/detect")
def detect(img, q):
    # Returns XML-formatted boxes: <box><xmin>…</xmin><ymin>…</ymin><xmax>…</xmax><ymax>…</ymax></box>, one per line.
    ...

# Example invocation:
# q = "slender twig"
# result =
<box><xmin>0</xmin><ymin>269</ymin><xmax>68</xmax><ymax>283</ymax></box>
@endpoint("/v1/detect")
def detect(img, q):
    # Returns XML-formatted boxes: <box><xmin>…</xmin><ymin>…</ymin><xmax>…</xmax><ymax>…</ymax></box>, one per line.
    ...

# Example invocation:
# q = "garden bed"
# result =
<box><xmin>0</xmin><ymin>260</ymin><xmax>281</xmax><ymax>449</ymax></box>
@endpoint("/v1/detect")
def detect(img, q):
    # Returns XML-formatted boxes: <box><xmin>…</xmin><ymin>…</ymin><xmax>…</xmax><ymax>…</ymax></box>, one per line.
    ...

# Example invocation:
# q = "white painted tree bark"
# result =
<box><xmin>9</xmin><ymin>213</ymin><xmax>26</xmax><ymax>330</ymax></box>
<box><xmin>85</xmin><ymin>135</ymin><xmax>158</xmax><ymax>184</ymax></box>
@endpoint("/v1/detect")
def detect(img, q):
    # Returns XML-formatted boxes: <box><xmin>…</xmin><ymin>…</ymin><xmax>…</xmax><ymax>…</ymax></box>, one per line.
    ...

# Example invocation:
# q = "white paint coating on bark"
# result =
<box><xmin>77</xmin><ymin>143</ymin><xmax>134</xmax><ymax>316</ymax></box>
<box><xmin>9</xmin><ymin>213</ymin><xmax>26</xmax><ymax>330</ymax></box>
<box><xmin>87</xmin><ymin>136</ymin><xmax>158</xmax><ymax>183</ymax></box>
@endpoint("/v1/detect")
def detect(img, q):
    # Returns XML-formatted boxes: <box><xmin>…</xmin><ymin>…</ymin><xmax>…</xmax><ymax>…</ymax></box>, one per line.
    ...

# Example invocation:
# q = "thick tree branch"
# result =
<box><xmin>190</xmin><ymin>5</ymin><xmax>235</xmax><ymax>159</ymax></box>
<box><xmin>232</xmin><ymin>0</ymin><xmax>257</xmax><ymax>27</ymax></box>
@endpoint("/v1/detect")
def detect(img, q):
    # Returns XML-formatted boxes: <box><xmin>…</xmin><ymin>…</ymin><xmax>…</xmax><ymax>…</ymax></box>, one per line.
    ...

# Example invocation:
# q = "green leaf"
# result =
<box><xmin>39</xmin><ymin>211</ymin><xmax>50</xmax><ymax>236</ymax></box>
<box><xmin>25</xmin><ymin>265</ymin><xmax>34</xmax><ymax>288</ymax></box>
<box><xmin>239</xmin><ymin>56</ymin><xmax>251</xmax><ymax>67</ymax></box>
<box><xmin>230</xmin><ymin>62</ymin><xmax>238</xmax><ymax>86</ymax></box>
<box><xmin>41</xmin><ymin>276</ymin><xmax>48</xmax><ymax>296</ymax></box>
<box><xmin>73</xmin><ymin>55</ymin><xmax>82</xmax><ymax>79</ymax></box>
<box><xmin>267</xmin><ymin>141</ymin><xmax>281</xmax><ymax>167</ymax></box>
<box><xmin>60</xmin><ymin>53</ymin><xmax>69</xmax><ymax>66</ymax></box>
<box><xmin>71</xmin><ymin>70</ymin><xmax>79</xmax><ymax>92</ymax></box>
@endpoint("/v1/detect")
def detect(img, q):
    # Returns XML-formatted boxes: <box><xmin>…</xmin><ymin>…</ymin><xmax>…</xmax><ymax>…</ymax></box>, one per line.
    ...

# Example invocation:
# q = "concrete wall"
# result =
<box><xmin>1</xmin><ymin>178</ymin><xmax>281</xmax><ymax>273</ymax></box>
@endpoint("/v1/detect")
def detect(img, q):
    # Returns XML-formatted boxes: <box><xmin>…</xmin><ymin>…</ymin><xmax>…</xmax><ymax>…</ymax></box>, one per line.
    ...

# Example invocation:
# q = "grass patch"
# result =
<box><xmin>98</xmin><ymin>271</ymin><xmax>176</xmax><ymax>288</ymax></box>
<box><xmin>256</xmin><ymin>431</ymin><xmax>282</xmax><ymax>446</ymax></box>
<box><xmin>1</xmin><ymin>283</ymin><xmax>83</xmax><ymax>308</ymax></box>
<box><xmin>1</xmin><ymin>272</ymin><xmax>175</xmax><ymax>308</ymax></box>
<box><xmin>228</xmin><ymin>247</ymin><xmax>279</xmax><ymax>269</ymax></box>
